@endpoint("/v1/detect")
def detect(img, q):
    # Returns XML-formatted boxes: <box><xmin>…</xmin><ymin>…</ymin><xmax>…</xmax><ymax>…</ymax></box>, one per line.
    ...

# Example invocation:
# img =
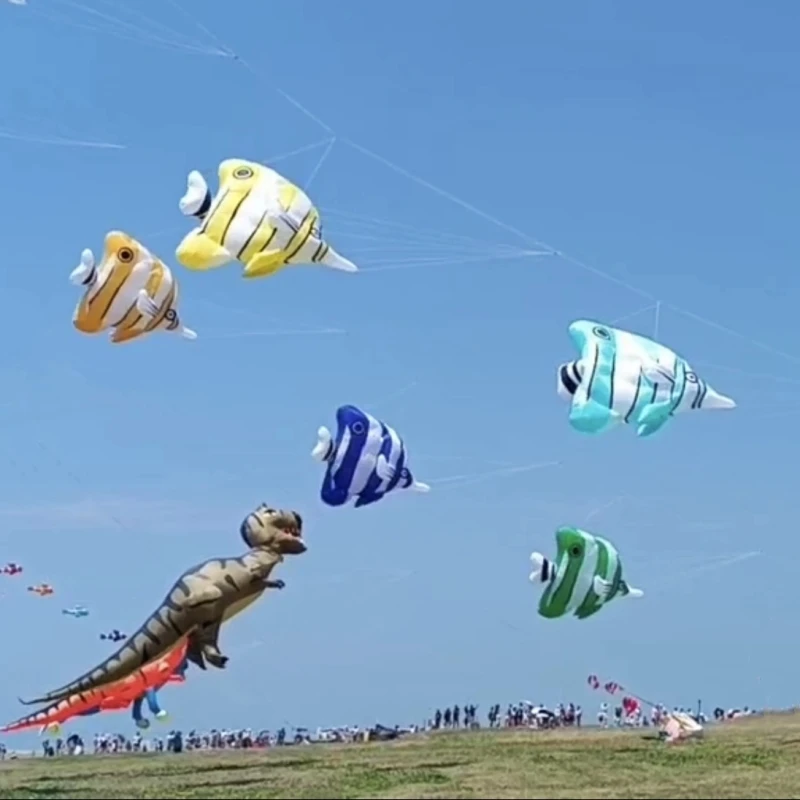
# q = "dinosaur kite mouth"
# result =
<box><xmin>282</xmin><ymin>520</ymin><xmax>303</xmax><ymax>539</ymax></box>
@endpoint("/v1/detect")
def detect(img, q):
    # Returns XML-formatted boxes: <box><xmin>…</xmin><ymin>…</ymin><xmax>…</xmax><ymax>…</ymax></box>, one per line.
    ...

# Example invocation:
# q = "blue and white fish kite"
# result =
<box><xmin>62</xmin><ymin>605</ymin><xmax>89</xmax><ymax>618</ymax></box>
<box><xmin>557</xmin><ymin>320</ymin><xmax>736</xmax><ymax>437</ymax></box>
<box><xmin>311</xmin><ymin>405</ymin><xmax>430</xmax><ymax>508</ymax></box>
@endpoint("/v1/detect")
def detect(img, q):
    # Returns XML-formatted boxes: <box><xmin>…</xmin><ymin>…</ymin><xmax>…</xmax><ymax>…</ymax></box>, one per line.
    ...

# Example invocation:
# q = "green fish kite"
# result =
<box><xmin>529</xmin><ymin>526</ymin><xmax>643</xmax><ymax>620</ymax></box>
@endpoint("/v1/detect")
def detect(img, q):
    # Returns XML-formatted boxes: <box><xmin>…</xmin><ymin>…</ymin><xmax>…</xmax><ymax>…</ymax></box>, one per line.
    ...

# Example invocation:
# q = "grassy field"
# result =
<box><xmin>2</xmin><ymin>712</ymin><xmax>800</xmax><ymax>799</ymax></box>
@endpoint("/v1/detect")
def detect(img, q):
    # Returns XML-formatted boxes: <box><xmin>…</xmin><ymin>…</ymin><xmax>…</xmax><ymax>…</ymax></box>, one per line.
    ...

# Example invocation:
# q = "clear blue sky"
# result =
<box><xmin>0</xmin><ymin>0</ymin><xmax>798</xmax><ymax>744</ymax></box>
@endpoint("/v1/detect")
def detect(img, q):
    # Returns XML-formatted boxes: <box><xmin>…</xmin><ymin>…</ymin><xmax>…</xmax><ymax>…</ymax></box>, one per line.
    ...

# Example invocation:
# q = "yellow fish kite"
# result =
<box><xmin>71</xmin><ymin>231</ymin><xmax>196</xmax><ymax>344</ymax></box>
<box><xmin>175</xmin><ymin>158</ymin><xmax>358</xmax><ymax>280</ymax></box>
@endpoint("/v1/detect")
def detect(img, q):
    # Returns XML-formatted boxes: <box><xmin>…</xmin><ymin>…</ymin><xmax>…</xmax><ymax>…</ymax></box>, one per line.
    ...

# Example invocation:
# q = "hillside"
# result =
<box><xmin>1</xmin><ymin>712</ymin><xmax>799</xmax><ymax>799</ymax></box>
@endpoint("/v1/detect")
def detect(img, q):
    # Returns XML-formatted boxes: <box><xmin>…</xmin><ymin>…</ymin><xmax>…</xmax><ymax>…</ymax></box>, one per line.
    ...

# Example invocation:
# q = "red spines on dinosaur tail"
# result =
<box><xmin>1</xmin><ymin>641</ymin><xmax>188</xmax><ymax>733</ymax></box>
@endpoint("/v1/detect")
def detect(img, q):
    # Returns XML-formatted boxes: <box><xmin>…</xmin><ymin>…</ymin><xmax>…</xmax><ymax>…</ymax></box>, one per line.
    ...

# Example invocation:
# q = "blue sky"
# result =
<box><xmin>0</xmin><ymin>0</ymin><xmax>798</xmax><ymax>744</ymax></box>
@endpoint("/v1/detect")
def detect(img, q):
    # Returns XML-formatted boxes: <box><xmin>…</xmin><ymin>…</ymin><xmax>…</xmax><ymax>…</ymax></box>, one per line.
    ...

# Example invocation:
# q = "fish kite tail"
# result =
<box><xmin>69</xmin><ymin>248</ymin><xmax>96</xmax><ymax>287</ymax></box>
<box><xmin>178</xmin><ymin>324</ymin><xmax>197</xmax><ymax>341</ymax></box>
<box><xmin>621</xmin><ymin>580</ymin><xmax>644</xmax><ymax>598</ymax></box>
<box><xmin>319</xmin><ymin>246</ymin><xmax>358</xmax><ymax>273</ymax></box>
<box><xmin>311</xmin><ymin>426</ymin><xmax>333</xmax><ymax>462</ymax></box>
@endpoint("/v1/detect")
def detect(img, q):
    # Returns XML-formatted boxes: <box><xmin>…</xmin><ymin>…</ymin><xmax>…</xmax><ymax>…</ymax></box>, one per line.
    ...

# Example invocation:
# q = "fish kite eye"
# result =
<box><xmin>592</xmin><ymin>326</ymin><xmax>611</xmax><ymax>340</ymax></box>
<box><xmin>233</xmin><ymin>166</ymin><xmax>253</xmax><ymax>180</ymax></box>
<box><xmin>685</xmin><ymin>372</ymin><xmax>698</xmax><ymax>383</ymax></box>
<box><xmin>351</xmin><ymin>421</ymin><xmax>365</xmax><ymax>435</ymax></box>
<box><xmin>117</xmin><ymin>247</ymin><xmax>135</xmax><ymax>263</ymax></box>
<box><xmin>569</xmin><ymin>544</ymin><xmax>582</xmax><ymax>557</ymax></box>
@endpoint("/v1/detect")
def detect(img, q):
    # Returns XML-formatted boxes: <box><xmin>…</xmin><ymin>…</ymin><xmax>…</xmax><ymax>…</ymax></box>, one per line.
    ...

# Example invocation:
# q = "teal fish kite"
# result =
<box><xmin>529</xmin><ymin>527</ymin><xmax>643</xmax><ymax>620</ymax></box>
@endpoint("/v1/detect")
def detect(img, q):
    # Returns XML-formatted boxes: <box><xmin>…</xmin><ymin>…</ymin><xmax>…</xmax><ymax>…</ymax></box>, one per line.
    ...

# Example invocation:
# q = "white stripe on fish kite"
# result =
<box><xmin>175</xmin><ymin>159</ymin><xmax>358</xmax><ymax>280</ymax></box>
<box><xmin>311</xmin><ymin>405</ymin><xmax>429</xmax><ymax>508</ymax></box>
<box><xmin>557</xmin><ymin>320</ymin><xmax>735</xmax><ymax>437</ymax></box>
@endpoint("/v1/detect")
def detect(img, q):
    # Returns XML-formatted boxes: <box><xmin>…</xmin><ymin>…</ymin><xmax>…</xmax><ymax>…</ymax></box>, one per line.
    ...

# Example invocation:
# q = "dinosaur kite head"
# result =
<box><xmin>239</xmin><ymin>503</ymin><xmax>306</xmax><ymax>555</ymax></box>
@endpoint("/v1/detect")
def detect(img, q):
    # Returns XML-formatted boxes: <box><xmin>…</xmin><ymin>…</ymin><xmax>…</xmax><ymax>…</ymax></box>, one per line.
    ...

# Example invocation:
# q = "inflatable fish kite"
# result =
<box><xmin>28</xmin><ymin>584</ymin><xmax>53</xmax><ymax>597</ymax></box>
<box><xmin>1</xmin><ymin>641</ymin><xmax>188</xmax><ymax>734</ymax></box>
<box><xmin>71</xmin><ymin>231</ymin><xmax>197</xmax><ymax>344</ymax></box>
<box><xmin>62</xmin><ymin>605</ymin><xmax>89</xmax><ymax>618</ymax></box>
<box><xmin>175</xmin><ymin>158</ymin><xmax>358</xmax><ymax>280</ymax></box>
<box><xmin>529</xmin><ymin>527</ymin><xmax>643</xmax><ymax>620</ymax></box>
<box><xmin>2</xmin><ymin>562</ymin><xmax>22</xmax><ymax>576</ymax></box>
<box><xmin>557</xmin><ymin>320</ymin><xmax>735</xmax><ymax>437</ymax></box>
<box><xmin>100</xmin><ymin>629</ymin><xmax>127</xmax><ymax>642</ymax></box>
<box><xmin>312</xmin><ymin>405</ymin><xmax>430</xmax><ymax>508</ymax></box>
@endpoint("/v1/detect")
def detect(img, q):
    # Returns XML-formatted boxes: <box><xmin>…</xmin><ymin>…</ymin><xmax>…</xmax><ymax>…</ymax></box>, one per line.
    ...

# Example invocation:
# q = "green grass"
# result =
<box><xmin>2</xmin><ymin>712</ymin><xmax>800</xmax><ymax>799</ymax></box>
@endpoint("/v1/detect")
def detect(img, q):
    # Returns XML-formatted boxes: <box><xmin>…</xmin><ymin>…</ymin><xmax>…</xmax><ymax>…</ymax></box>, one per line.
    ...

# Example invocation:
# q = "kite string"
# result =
<box><xmin>24</xmin><ymin>0</ymin><xmax>800</xmax><ymax>372</ymax></box>
<box><xmin>304</xmin><ymin>137</ymin><xmax>336</xmax><ymax>191</ymax></box>
<box><xmin>182</xmin><ymin>9</ymin><xmax>800</xmax><ymax>372</ymax></box>
<box><xmin>0</xmin><ymin>129</ymin><xmax>125</xmax><ymax>150</ymax></box>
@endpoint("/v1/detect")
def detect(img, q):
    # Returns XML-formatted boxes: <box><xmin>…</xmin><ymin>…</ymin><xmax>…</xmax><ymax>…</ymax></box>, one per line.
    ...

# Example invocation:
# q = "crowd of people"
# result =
<box><xmin>0</xmin><ymin>700</ymin><xmax>756</xmax><ymax>760</ymax></box>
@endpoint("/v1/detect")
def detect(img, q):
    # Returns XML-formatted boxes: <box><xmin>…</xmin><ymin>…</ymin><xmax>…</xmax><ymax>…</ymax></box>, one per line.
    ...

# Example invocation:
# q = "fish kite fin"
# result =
<box><xmin>175</xmin><ymin>230</ymin><xmax>232</xmax><ymax>271</ymax></box>
<box><xmin>375</xmin><ymin>455</ymin><xmax>396</xmax><ymax>482</ymax></box>
<box><xmin>69</xmin><ymin>248</ymin><xmax>96</xmax><ymax>287</ymax></box>
<box><xmin>242</xmin><ymin>249</ymin><xmax>287</xmax><ymax>279</ymax></box>
<box><xmin>409</xmin><ymin>480</ymin><xmax>430</xmax><ymax>493</ymax></box>
<box><xmin>311</xmin><ymin>426</ymin><xmax>333</xmax><ymax>462</ymax></box>
<box><xmin>135</xmin><ymin>289</ymin><xmax>159</xmax><ymax>319</ymax></box>
<box><xmin>135</xmin><ymin>291</ymin><xmax>197</xmax><ymax>341</ymax></box>
<box><xmin>319</xmin><ymin>245</ymin><xmax>358</xmax><ymax>273</ymax></box>
<box><xmin>635</xmin><ymin>401</ymin><xmax>674</xmax><ymax>438</ymax></box>
<box><xmin>179</xmin><ymin>170</ymin><xmax>210</xmax><ymax>218</ymax></box>
<box><xmin>593</xmin><ymin>575</ymin><xmax>614</xmax><ymax>599</ymax></box>
<box><xmin>569</xmin><ymin>399</ymin><xmax>621</xmax><ymax>435</ymax></box>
